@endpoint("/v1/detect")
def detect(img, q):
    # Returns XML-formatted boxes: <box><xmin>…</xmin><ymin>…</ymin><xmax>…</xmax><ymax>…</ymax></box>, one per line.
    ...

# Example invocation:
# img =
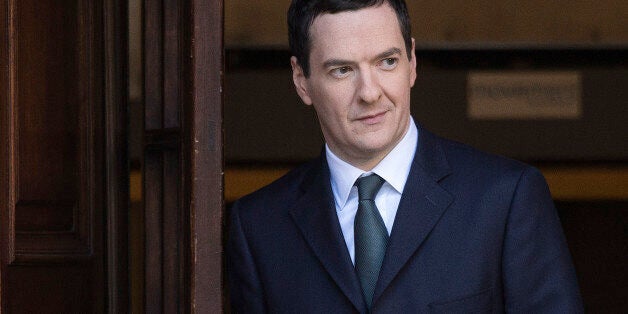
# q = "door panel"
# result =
<box><xmin>1</xmin><ymin>0</ymin><xmax>127</xmax><ymax>312</ymax></box>
<box><xmin>0</xmin><ymin>0</ymin><xmax>104</xmax><ymax>311</ymax></box>
<box><xmin>13</xmin><ymin>0</ymin><xmax>92</xmax><ymax>262</ymax></box>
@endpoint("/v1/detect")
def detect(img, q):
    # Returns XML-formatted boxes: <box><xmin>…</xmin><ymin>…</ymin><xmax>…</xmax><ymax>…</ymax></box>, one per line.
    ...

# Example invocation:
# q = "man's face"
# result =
<box><xmin>291</xmin><ymin>3</ymin><xmax>416</xmax><ymax>170</ymax></box>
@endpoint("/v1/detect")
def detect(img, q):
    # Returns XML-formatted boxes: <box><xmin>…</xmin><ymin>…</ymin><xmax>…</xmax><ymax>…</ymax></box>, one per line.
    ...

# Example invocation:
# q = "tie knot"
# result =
<box><xmin>355</xmin><ymin>174</ymin><xmax>385</xmax><ymax>201</ymax></box>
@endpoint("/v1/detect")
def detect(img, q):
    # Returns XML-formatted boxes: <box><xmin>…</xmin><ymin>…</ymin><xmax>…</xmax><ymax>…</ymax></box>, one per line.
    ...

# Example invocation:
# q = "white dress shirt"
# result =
<box><xmin>326</xmin><ymin>117</ymin><xmax>418</xmax><ymax>264</ymax></box>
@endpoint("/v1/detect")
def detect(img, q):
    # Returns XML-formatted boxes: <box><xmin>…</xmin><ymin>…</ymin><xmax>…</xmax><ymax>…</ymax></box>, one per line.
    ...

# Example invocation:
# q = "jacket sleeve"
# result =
<box><xmin>502</xmin><ymin>166</ymin><xmax>584</xmax><ymax>313</ymax></box>
<box><xmin>226</xmin><ymin>201</ymin><xmax>267</xmax><ymax>313</ymax></box>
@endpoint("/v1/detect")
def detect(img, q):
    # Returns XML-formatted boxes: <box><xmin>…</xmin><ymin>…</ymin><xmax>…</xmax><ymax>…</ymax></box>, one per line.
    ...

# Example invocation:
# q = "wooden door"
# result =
<box><xmin>142</xmin><ymin>0</ymin><xmax>224</xmax><ymax>312</ymax></box>
<box><xmin>0</xmin><ymin>0</ymin><xmax>128</xmax><ymax>313</ymax></box>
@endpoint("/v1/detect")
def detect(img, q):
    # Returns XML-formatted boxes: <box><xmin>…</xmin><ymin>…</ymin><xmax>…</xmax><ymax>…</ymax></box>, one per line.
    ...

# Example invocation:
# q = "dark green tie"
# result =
<box><xmin>354</xmin><ymin>174</ymin><xmax>388</xmax><ymax>309</ymax></box>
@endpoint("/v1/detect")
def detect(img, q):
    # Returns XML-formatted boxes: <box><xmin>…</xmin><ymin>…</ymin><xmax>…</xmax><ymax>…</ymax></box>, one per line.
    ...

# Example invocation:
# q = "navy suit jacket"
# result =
<box><xmin>227</xmin><ymin>125</ymin><xmax>583</xmax><ymax>313</ymax></box>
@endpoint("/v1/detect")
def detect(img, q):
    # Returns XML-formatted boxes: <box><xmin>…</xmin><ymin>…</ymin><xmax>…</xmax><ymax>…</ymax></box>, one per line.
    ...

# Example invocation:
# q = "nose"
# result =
<box><xmin>357</xmin><ymin>68</ymin><xmax>382</xmax><ymax>105</ymax></box>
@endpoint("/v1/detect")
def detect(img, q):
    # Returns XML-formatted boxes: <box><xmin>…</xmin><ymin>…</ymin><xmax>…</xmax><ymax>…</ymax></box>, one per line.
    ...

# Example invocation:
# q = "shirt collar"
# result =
<box><xmin>326</xmin><ymin>117</ymin><xmax>418</xmax><ymax>209</ymax></box>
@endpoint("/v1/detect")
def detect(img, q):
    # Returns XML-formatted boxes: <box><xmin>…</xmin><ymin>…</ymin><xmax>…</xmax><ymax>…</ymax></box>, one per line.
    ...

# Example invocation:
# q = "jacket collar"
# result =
<box><xmin>289</xmin><ymin>155</ymin><xmax>368</xmax><ymax>312</ymax></box>
<box><xmin>373</xmin><ymin>125</ymin><xmax>453</xmax><ymax>305</ymax></box>
<box><xmin>289</xmin><ymin>124</ymin><xmax>453</xmax><ymax>311</ymax></box>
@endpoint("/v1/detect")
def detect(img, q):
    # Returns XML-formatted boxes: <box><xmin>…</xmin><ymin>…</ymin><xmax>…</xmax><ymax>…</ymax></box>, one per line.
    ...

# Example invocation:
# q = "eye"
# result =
<box><xmin>379</xmin><ymin>57</ymin><xmax>398</xmax><ymax>70</ymax></box>
<box><xmin>330</xmin><ymin>66</ymin><xmax>352</xmax><ymax>78</ymax></box>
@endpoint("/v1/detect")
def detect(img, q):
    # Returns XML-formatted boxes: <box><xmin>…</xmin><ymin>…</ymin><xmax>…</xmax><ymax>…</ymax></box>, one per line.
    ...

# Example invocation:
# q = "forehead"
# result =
<box><xmin>308</xmin><ymin>4</ymin><xmax>405</xmax><ymax>60</ymax></box>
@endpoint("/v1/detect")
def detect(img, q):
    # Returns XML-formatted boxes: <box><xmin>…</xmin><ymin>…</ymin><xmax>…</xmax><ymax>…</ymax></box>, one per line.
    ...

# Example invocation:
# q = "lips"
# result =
<box><xmin>356</xmin><ymin>111</ymin><xmax>387</xmax><ymax>125</ymax></box>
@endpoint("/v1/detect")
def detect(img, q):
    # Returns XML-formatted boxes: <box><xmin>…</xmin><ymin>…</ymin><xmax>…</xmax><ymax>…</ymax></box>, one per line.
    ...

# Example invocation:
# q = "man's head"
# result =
<box><xmin>288</xmin><ymin>0</ymin><xmax>412</xmax><ymax>78</ymax></box>
<box><xmin>289</xmin><ymin>1</ymin><xmax>417</xmax><ymax>170</ymax></box>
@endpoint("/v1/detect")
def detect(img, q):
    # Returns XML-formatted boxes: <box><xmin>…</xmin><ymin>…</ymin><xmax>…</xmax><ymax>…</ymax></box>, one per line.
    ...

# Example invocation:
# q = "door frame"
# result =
<box><xmin>186</xmin><ymin>0</ymin><xmax>224</xmax><ymax>312</ymax></box>
<box><xmin>104</xmin><ymin>0</ymin><xmax>130</xmax><ymax>311</ymax></box>
<box><xmin>141</xmin><ymin>0</ymin><xmax>224</xmax><ymax>312</ymax></box>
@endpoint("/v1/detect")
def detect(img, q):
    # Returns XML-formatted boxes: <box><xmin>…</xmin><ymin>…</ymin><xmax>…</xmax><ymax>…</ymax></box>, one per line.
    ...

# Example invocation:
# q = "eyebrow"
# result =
<box><xmin>322</xmin><ymin>47</ymin><xmax>403</xmax><ymax>69</ymax></box>
<box><xmin>374</xmin><ymin>47</ymin><xmax>402</xmax><ymax>61</ymax></box>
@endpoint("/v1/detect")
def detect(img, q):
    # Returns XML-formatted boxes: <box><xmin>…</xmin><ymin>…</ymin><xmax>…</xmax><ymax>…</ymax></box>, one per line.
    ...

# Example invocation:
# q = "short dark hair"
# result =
<box><xmin>288</xmin><ymin>0</ymin><xmax>412</xmax><ymax>77</ymax></box>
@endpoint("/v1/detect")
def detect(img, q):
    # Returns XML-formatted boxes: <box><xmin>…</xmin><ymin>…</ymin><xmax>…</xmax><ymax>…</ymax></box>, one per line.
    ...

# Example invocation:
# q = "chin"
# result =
<box><xmin>356</xmin><ymin>139</ymin><xmax>394</xmax><ymax>156</ymax></box>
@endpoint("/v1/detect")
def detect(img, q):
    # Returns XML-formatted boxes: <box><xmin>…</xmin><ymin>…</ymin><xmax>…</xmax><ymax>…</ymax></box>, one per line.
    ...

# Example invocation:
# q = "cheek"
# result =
<box><xmin>312</xmin><ymin>85</ymin><xmax>353</xmax><ymax>117</ymax></box>
<box><xmin>382</xmin><ymin>78</ymin><xmax>410</xmax><ymax>103</ymax></box>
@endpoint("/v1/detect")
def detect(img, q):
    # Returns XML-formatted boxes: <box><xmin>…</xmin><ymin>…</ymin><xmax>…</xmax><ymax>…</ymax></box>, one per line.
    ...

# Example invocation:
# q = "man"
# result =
<box><xmin>227</xmin><ymin>0</ymin><xmax>583</xmax><ymax>312</ymax></box>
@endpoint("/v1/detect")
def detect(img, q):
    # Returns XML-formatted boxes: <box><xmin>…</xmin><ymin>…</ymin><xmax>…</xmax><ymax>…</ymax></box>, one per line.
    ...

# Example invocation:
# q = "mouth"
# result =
<box><xmin>356</xmin><ymin>111</ymin><xmax>387</xmax><ymax>125</ymax></box>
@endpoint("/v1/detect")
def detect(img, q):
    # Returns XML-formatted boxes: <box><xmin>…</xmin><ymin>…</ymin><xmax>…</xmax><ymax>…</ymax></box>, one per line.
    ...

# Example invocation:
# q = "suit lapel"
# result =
<box><xmin>373</xmin><ymin>127</ymin><xmax>454</xmax><ymax>303</ymax></box>
<box><xmin>289</xmin><ymin>157</ymin><xmax>367</xmax><ymax>313</ymax></box>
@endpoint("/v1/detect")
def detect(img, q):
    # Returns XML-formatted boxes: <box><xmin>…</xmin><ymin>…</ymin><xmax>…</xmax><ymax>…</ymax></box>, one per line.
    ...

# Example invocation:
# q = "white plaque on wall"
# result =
<box><xmin>467</xmin><ymin>71</ymin><xmax>582</xmax><ymax>120</ymax></box>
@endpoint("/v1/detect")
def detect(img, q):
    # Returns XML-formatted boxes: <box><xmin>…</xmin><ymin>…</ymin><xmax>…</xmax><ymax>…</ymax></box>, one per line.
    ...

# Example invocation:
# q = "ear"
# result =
<box><xmin>409</xmin><ymin>38</ymin><xmax>417</xmax><ymax>88</ymax></box>
<box><xmin>291</xmin><ymin>56</ymin><xmax>313</xmax><ymax>105</ymax></box>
